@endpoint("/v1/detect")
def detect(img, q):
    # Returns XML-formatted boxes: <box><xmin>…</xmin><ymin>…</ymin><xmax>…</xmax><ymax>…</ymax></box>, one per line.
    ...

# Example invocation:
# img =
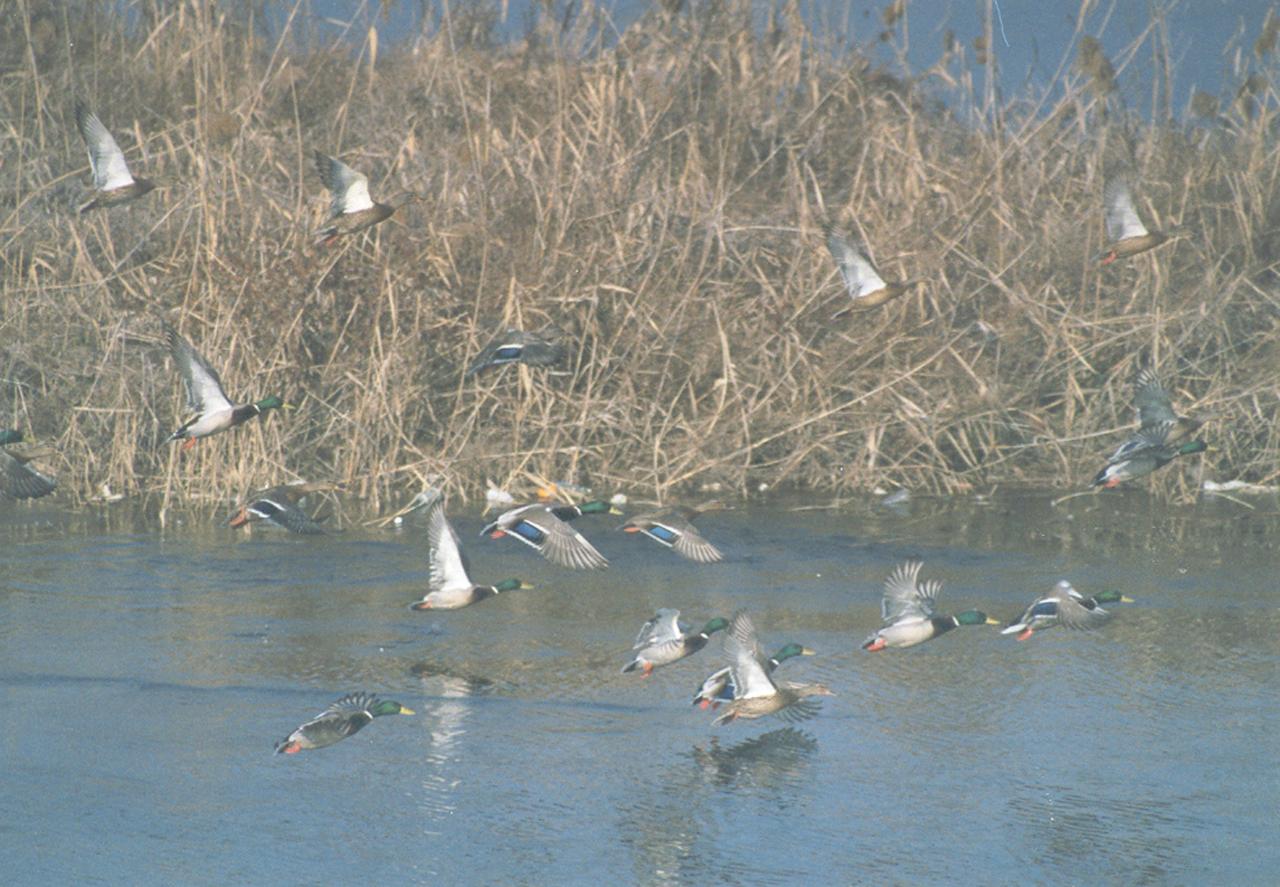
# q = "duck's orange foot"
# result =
<box><xmin>1099</xmin><ymin>251</ymin><xmax>1118</xmax><ymax>266</ymax></box>
<box><xmin>642</xmin><ymin>663</ymin><xmax>654</xmax><ymax>677</ymax></box>
<box><xmin>1016</xmin><ymin>628</ymin><xmax>1034</xmax><ymax>641</ymax></box>
<box><xmin>181</xmin><ymin>437</ymin><xmax>197</xmax><ymax>452</ymax></box>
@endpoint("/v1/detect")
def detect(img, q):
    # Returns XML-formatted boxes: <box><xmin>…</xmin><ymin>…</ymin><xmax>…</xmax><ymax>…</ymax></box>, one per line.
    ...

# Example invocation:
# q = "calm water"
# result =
<box><xmin>2</xmin><ymin>491</ymin><xmax>1277</xmax><ymax>885</ymax></box>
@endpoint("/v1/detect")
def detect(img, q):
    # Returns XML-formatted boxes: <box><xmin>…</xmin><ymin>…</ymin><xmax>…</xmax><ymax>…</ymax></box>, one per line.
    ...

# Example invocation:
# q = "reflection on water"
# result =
<box><xmin>2</xmin><ymin>491</ymin><xmax>1278</xmax><ymax>883</ymax></box>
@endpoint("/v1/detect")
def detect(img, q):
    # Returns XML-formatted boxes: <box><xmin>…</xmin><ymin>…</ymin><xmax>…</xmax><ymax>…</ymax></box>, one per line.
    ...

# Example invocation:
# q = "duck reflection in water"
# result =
<box><xmin>690</xmin><ymin>728</ymin><xmax>818</xmax><ymax>789</ymax></box>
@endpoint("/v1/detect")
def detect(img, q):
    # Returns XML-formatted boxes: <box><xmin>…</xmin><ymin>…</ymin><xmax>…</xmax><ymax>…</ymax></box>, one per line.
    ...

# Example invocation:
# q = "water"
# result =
<box><xmin>2</xmin><ymin>491</ymin><xmax>1277</xmax><ymax>884</ymax></box>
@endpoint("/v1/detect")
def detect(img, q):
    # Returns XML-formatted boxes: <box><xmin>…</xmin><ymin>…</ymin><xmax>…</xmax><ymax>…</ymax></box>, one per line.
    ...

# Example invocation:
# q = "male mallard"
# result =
<box><xmin>1092</xmin><ymin>365</ymin><xmax>1207</xmax><ymax>488</ymax></box>
<box><xmin>692</xmin><ymin>642</ymin><xmax>813</xmax><ymax>709</ymax></box>
<box><xmin>0</xmin><ymin>431</ymin><xmax>57</xmax><ymax>500</ymax></box>
<box><xmin>480</xmin><ymin>503</ymin><xmax>609</xmax><ymax>569</ymax></box>
<box><xmin>1097</xmin><ymin>175</ymin><xmax>1188</xmax><ymax>265</ymax></box>
<box><xmin>274</xmin><ymin>692</ymin><xmax>413</xmax><ymax>754</ymax></box>
<box><xmin>619</xmin><ymin>502</ymin><xmax>724</xmax><ymax>563</ymax></box>
<box><xmin>824</xmin><ymin>221</ymin><xmax>918</xmax><ymax>316</ymax></box>
<box><xmin>465</xmin><ymin>326</ymin><xmax>567</xmax><ymax>377</ymax></box>
<box><xmin>162</xmin><ymin>320</ymin><xmax>290</xmax><ymax>451</ymax></box>
<box><xmin>312</xmin><ymin>150</ymin><xmax>413</xmax><ymax>245</ymax></box>
<box><xmin>410</xmin><ymin>496</ymin><xmax>531</xmax><ymax>610</ymax></box>
<box><xmin>1001</xmin><ymin>581</ymin><xmax>1132</xmax><ymax>641</ymax></box>
<box><xmin>74</xmin><ymin>99</ymin><xmax>155</xmax><ymax>213</ymax></box>
<box><xmin>862</xmin><ymin>561</ymin><xmax>999</xmax><ymax>651</ymax></box>
<box><xmin>228</xmin><ymin>482</ymin><xmax>334</xmax><ymax>534</ymax></box>
<box><xmin>622</xmin><ymin>609</ymin><xmax>729</xmax><ymax>676</ymax></box>
<box><xmin>712</xmin><ymin>611</ymin><xmax>832</xmax><ymax>726</ymax></box>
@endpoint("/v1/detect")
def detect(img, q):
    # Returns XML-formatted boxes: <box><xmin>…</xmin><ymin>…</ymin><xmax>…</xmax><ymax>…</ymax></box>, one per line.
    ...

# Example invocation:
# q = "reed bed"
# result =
<box><xmin>2</xmin><ymin>0</ymin><xmax>1278</xmax><ymax>515</ymax></box>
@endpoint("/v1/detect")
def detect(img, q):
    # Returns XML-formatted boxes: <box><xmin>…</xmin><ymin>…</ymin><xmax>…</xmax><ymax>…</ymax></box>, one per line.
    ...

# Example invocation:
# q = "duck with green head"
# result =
<box><xmin>692</xmin><ymin>642</ymin><xmax>814</xmax><ymax>709</ymax></box>
<box><xmin>1092</xmin><ymin>364</ymin><xmax>1207</xmax><ymax>488</ymax></box>
<box><xmin>712</xmin><ymin>611</ymin><xmax>832</xmax><ymax>726</ymax></box>
<box><xmin>274</xmin><ymin>692</ymin><xmax>414</xmax><ymax>754</ymax></box>
<box><xmin>229</xmin><ymin>482</ymin><xmax>334</xmax><ymax>534</ymax></box>
<box><xmin>622</xmin><ymin>609</ymin><xmax>729</xmax><ymax>676</ymax></box>
<box><xmin>1001</xmin><ymin>581</ymin><xmax>1133</xmax><ymax>641</ymax></box>
<box><xmin>411</xmin><ymin>495</ymin><xmax>532</xmax><ymax>610</ymax></box>
<box><xmin>862</xmin><ymin>561</ymin><xmax>999</xmax><ymax>651</ymax></box>
<box><xmin>162</xmin><ymin>320</ymin><xmax>290</xmax><ymax>451</ymax></box>
<box><xmin>0</xmin><ymin>430</ymin><xmax>57</xmax><ymax>501</ymax></box>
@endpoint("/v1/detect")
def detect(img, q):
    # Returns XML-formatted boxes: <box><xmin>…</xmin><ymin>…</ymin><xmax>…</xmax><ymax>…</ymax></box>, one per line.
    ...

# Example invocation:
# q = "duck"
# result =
<box><xmin>465</xmin><ymin>326</ymin><xmax>566</xmax><ymax>377</ymax></box>
<box><xmin>1092</xmin><ymin>365</ymin><xmax>1208</xmax><ymax>488</ymax></box>
<box><xmin>1001</xmin><ymin>581</ymin><xmax>1133</xmax><ymax>641</ymax></box>
<box><xmin>0</xmin><ymin>430</ymin><xmax>57</xmax><ymax>500</ymax></box>
<box><xmin>74</xmin><ymin>99</ymin><xmax>156</xmax><ymax>213</ymax></box>
<box><xmin>622</xmin><ymin>609</ymin><xmax>729</xmax><ymax>676</ymax></box>
<box><xmin>228</xmin><ymin>482</ymin><xmax>335</xmax><ymax>534</ymax></box>
<box><xmin>480</xmin><ymin>503</ymin><xmax>609</xmax><ymax>569</ymax></box>
<box><xmin>1097</xmin><ymin>174</ymin><xmax>1188</xmax><ymax>265</ymax></box>
<box><xmin>162</xmin><ymin>320</ymin><xmax>290</xmax><ymax>451</ymax></box>
<box><xmin>410</xmin><ymin>495</ymin><xmax>532</xmax><ymax>610</ymax></box>
<box><xmin>823</xmin><ymin>221</ymin><xmax>918</xmax><ymax>317</ymax></box>
<box><xmin>712</xmin><ymin>611</ymin><xmax>832</xmax><ymax>726</ymax></box>
<box><xmin>312</xmin><ymin>150</ymin><xmax>414</xmax><ymax>245</ymax></box>
<box><xmin>692</xmin><ymin>642</ymin><xmax>813</xmax><ymax>709</ymax></box>
<box><xmin>862</xmin><ymin>561</ymin><xmax>999</xmax><ymax>651</ymax></box>
<box><xmin>619</xmin><ymin>502</ymin><xmax>724</xmax><ymax>563</ymax></box>
<box><xmin>274</xmin><ymin>692</ymin><xmax>414</xmax><ymax>754</ymax></box>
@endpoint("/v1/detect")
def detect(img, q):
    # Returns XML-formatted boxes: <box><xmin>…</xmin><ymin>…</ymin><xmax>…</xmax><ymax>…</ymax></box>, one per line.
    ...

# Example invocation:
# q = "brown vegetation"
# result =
<box><xmin>1</xmin><ymin>1</ymin><xmax>1278</xmax><ymax>516</ymax></box>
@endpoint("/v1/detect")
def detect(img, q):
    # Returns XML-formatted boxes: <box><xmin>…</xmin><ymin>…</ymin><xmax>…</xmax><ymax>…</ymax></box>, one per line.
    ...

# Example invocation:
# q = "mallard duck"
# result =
<box><xmin>410</xmin><ymin>496</ymin><xmax>531</xmax><ymax>610</ymax></box>
<box><xmin>1001</xmin><ymin>581</ymin><xmax>1132</xmax><ymax>641</ymax></box>
<box><xmin>1097</xmin><ymin>175</ymin><xmax>1188</xmax><ymax>265</ymax></box>
<box><xmin>228</xmin><ymin>482</ymin><xmax>334</xmax><ymax>534</ymax></box>
<box><xmin>619</xmin><ymin>502</ymin><xmax>724</xmax><ymax>563</ymax></box>
<box><xmin>622</xmin><ymin>609</ymin><xmax>729</xmax><ymax>676</ymax></box>
<box><xmin>162</xmin><ymin>320</ymin><xmax>290</xmax><ymax>451</ymax></box>
<box><xmin>862</xmin><ymin>561</ymin><xmax>999</xmax><ymax>651</ymax></box>
<box><xmin>1092</xmin><ymin>365</ymin><xmax>1207</xmax><ymax>488</ymax></box>
<box><xmin>274</xmin><ymin>692</ymin><xmax>414</xmax><ymax>754</ymax></box>
<box><xmin>692</xmin><ymin>642</ymin><xmax>813</xmax><ymax>709</ymax></box>
<box><xmin>465</xmin><ymin>326</ymin><xmax>567</xmax><ymax>377</ymax></box>
<box><xmin>824</xmin><ymin>221</ymin><xmax>918</xmax><ymax>316</ymax></box>
<box><xmin>0</xmin><ymin>431</ymin><xmax>57</xmax><ymax>500</ymax></box>
<box><xmin>712</xmin><ymin>611</ymin><xmax>832</xmax><ymax>726</ymax></box>
<box><xmin>74</xmin><ymin>99</ymin><xmax>155</xmax><ymax>213</ymax></box>
<box><xmin>312</xmin><ymin>150</ymin><xmax>413</xmax><ymax>245</ymax></box>
<box><xmin>480</xmin><ymin>503</ymin><xmax>609</xmax><ymax>569</ymax></box>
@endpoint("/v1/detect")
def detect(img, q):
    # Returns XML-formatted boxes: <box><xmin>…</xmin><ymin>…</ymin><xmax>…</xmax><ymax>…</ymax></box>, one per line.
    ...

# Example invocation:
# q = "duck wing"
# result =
<box><xmin>1103</xmin><ymin>176</ymin><xmax>1149</xmax><ymax>241</ymax></box>
<box><xmin>1132</xmin><ymin>366</ymin><xmax>1178</xmax><ymax>426</ymax></box>
<box><xmin>523</xmin><ymin>507</ymin><xmax>609</xmax><ymax>569</ymax></box>
<box><xmin>426</xmin><ymin>497</ymin><xmax>474</xmax><ymax>593</ymax></box>
<box><xmin>634</xmin><ymin>608</ymin><xmax>683</xmax><ymax>649</ymax></box>
<box><xmin>1054</xmin><ymin>582</ymin><xmax>1113</xmax><ymax>630</ymax></box>
<box><xmin>724</xmin><ymin>611</ymin><xmax>777</xmax><ymax>700</ymax></box>
<box><xmin>75</xmin><ymin>100</ymin><xmax>136</xmax><ymax>191</ymax></box>
<box><xmin>314</xmin><ymin>150</ymin><xmax>375</xmax><ymax>216</ymax></box>
<box><xmin>163</xmin><ymin>321</ymin><xmax>234</xmax><ymax>414</ymax></box>
<box><xmin>879</xmin><ymin>560</ymin><xmax>935</xmax><ymax>623</ymax></box>
<box><xmin>824</xmin><ymin>222</ymin><xmax>888</xmax><ymax>300</ymax></box>
<box><xmin>0</xmin><ymin>449</ymin><xmax>56</xmax><ymax>500</ymax></box>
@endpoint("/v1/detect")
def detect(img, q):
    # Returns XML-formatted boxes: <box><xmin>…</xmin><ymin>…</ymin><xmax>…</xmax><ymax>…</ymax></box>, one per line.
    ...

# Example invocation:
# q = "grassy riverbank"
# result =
<box><xmin>2</xmin><ymin>1</ymin><xmax>1278</xmax><ymax>512</ymax></box>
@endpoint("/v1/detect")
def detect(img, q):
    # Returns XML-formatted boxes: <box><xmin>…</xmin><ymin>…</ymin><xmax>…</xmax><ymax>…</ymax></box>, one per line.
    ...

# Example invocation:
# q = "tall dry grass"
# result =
<box><xmin>1</xmin><ymin>0</ymin><xmax>1278</xmax><ymax>517</ymax></box>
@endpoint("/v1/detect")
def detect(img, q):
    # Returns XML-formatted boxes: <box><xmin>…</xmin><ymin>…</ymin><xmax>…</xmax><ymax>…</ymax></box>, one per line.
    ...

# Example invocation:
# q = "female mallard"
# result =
<box><xmin>74</xmin><ymin>99</ymin><xmax>155</xmax><ymax>213</ymax></box>
<box><xmin>228</xmin><ymin>482</ymin><xmax>334</xmax><ymax>534</ymax></box>
<box><xmin>824</xmin><ymin>221</ymin><xmax>918</xmax><ymax>316</ymax></box>
<box><xmin>712</xmin><ymin>611</ymin><xmax>832</xmax><ymax>726</ymax></box>
<box><xmin>619</xmin><ymin>502</ymin><xmax>724</xmax><ymax>563</ymax></box>
<box><xmin>1097</xmin><ymin>175</ymin><xmax>1188</xmax><ymax>265</ymax></box>
<box><xmin>862</xmin><ymin>561</ymin><xmax>999</xmax><ymax>651</ymax></box>
<box><xmin>692</xmin><ymin>642</ymin><xmax>813</xmax><ymax>709</ymax></box>
<box><xmin>480</xmin><ymin>503</ymin><xmax>609</xmax><ymax>569</ymax></box>
<box><xmin>0</xmin><ymin>431</ymin><xmax>57</xmax><ymax>500</ymax></box>
<box><xmin>1092</xmin><ymin>365</ymin><xmax>1207</xmax><ymax>488</ymax></box>
<box><xmin>411</xmin><ymin>495</ymin><xmax>531</xmax><ymax>610</ymax></box>
<box><xmin>162</xmin><ymin>320</ymin><xmax>290</xmax><ymax>451</ymax></box>
<box><xmin>622</xmin><ymin>609</ymin><xmax>729</xmax><ymax>676</ymax></box>
<box><xmin>465</xmin><ymin>326</ymin><xmax>566</xmax><ymax>377</ymax></box>
<box><xmin>274</xmin><ymin>692</ymin><xmax>414</xmax><ymax>754</ymax></box>
<box><xmin>1001</xmin><ymin>581</ymin><xmax>1132</xmax><ymax>641</ymax></box>
<box><xmin>312</xmin><ymin>150</ymin><xmax>413</xmax><ymax>245</ymax></box>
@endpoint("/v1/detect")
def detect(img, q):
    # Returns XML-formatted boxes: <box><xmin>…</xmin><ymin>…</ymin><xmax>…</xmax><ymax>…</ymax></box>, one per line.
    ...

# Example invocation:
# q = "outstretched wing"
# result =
<box><xmin>0</xmin><ymin>450</ymin><xmax>56</xmax><ymax>500</ymax></box>
<box><xmin>426</xmin><ymin>497</ymin><xmax>473</xmax><ymax>593</ymax></box>
<box><xmin>75</xmin><ymin>100</ymin><xmax>135</xmax><ymax>191</ymax></box>
<box><xmin>525</xmin><ymin>508</ymin><xmax>609</xmax><ymax>569</ymax></box>
<box><xmin>163</xmin><ymin>321</ymin><xmax>234</xmax><ymax>414</ymax></box>
<box><xmin>634</xmin><ymin>608</ymin><xmax>682</xmax><ymax>648</ymax></box>
<box><xmin>880</xmin><ymin>560</ymin><xmax>934</xmax><ymax>623</ymax></box>
<box><xmin>1132</xmin><ymin>366</ymin><xmax>1177</xmax><ymax>426</ymax></box>
<box><xmin>825</xmin><ymin>223</ymin><xmax>887</xmax><ymax>300</ymax></box>
<box><xmin>725</xmin><ymin>611</ymin><xmax>776</xmax><ymax>700</ymax></box>
<box><xmin>314</xmin><ymin>150</ymin><xmax>374</xmax><ymax>216</ymax></box>
<box><xmin>1103</xmin><ymin>176</ymin><xmax>1149</xmax><ymax>241</ymax></box>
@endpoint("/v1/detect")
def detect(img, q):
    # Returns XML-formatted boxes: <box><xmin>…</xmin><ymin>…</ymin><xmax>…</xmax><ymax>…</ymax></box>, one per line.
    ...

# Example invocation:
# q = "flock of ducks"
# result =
<box><xmin>3</xmin><ymin>99</ymin><xmax>1196</xmax><ymax>754</ymax></box>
